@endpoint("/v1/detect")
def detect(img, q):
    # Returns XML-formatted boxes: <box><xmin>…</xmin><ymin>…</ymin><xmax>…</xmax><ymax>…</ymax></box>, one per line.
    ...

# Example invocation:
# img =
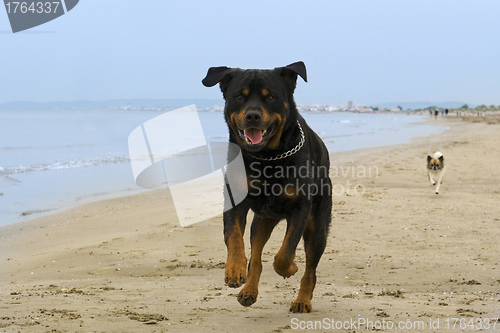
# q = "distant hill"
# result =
<box><xmin>372</xmin><ymin>101</ymin><xmax>474</xmax><ymax>110</ymax></box>
<box><xmin>0</xmin><ymin>99</ymin><xmax>224</xmax><ymax>111</ymax></box>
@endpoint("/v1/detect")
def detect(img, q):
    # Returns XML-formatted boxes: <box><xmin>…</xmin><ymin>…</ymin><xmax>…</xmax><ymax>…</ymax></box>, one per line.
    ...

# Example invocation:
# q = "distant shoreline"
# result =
<box><xmin>2</xmin><ymin>99</ymin><xmax>497</xmax><ymax>112</ymax></box>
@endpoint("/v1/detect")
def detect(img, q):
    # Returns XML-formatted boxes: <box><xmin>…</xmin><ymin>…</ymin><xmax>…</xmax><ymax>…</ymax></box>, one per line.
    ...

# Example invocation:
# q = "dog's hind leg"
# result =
<box><xmin>237</xmin><ymin>215</ymin><xmax>279</xmax><ymax>307</ymax></box>
<box><xmin>290</xmin><ymin>197</ymin><xmax>331</xmax><ymax>313</ymax></box>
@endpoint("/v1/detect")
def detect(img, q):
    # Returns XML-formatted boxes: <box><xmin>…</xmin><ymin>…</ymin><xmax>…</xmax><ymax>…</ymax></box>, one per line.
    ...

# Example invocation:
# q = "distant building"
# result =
<box><xmin>358</xmin><ymin>106</ymin><xmax>374</xmax><ymax>113</ymax></box>
<box><xmin>347</xmin><ymin>101</ymin><xmax>353</xmax><ymax>109</ymax></box>
<box><xmin>326</xmin><ymin>105</ymin><xmax>342</xmax><ymax>112</ymax></box>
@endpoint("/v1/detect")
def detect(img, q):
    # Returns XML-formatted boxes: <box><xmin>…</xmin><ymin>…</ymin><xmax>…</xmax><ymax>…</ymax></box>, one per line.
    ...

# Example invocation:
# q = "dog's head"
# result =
<box><xmin>427</xmin><ymin>154</ymin><xmax>444</xmax><ymax>170</ymax></box>
<box><xmin>202</xmin><ymin>62</ymin><xmax>307</xmax><ymax>152</ymax></box>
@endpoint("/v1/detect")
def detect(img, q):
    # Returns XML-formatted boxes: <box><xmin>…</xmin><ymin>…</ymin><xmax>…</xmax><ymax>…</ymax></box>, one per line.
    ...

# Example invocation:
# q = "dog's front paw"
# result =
<box><xmin>225</xmin><ymin>257</ymin><xmax>247</xmax><ymax>288</ymax></box>
<box><xmin>237</xmin><ymin>287</ymin><xmax>258</xmax><ymax>307</ymax></box>
<box><xmin>290</xmin><ymin>300</ymin><xmax>312</xmax><ymax>313</ymax></box>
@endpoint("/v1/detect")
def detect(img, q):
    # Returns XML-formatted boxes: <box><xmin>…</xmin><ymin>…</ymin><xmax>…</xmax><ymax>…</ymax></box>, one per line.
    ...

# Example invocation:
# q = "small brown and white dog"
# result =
<box><xmin>427</xmin><ymin>152</ymin><xmax>445</xmax><ymax>194</ymax></box>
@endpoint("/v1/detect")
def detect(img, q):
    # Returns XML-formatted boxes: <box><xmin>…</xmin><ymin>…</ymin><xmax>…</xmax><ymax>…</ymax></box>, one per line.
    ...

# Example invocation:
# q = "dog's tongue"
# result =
<box><xmin>244</xmin><ymin>128</ymin><xmax>263</xmax><ymax>144</ymax></box>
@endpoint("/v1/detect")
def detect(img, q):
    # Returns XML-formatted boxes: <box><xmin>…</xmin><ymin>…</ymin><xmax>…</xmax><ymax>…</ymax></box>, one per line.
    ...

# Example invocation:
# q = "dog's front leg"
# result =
<box><xmin>237</xmin><ymin>215</ymin><xmax>280</xmax><ymax>307</ymax></box>
<box><xmin>223</xmin><ymin>206</ymin><xmax>249</xmax><ymax>288</ymax></box>
<box><xmin>428</xmin><ymin>172</ymin><xmax>435</xmax><ymax>185</ymax></box>
<box><xmin>435</xmin><ymin>170</ymin><xmax>445</xmax><ymax>194</ymax></box>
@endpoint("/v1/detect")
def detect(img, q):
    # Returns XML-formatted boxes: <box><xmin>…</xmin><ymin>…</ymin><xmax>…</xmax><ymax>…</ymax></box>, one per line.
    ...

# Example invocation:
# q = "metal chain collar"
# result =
<box><xmin>250</xmin><ymin>120</ymin><xmax>305</xmax><ymax>161</ymax></box>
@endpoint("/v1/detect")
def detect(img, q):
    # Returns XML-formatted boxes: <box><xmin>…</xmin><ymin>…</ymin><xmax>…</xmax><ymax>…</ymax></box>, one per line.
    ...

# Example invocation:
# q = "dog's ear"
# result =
<box><xmin>427</xmin><ymin>156</ymin><xmax>432</xmax><ymax>164</ymax></box>
<box><xmin>438</xmin><ymin>156</ymin><xmax>444</xmax><ymax>164</ymax></box>
<box><xmin>202</xmin><ymin>66</ymin><xmax>236</xmax><ymax>95</ymax></box>
<box><xmin>275</xmin><ymin>61</ymin><xmax>307</xmax><ymax>91</ymax></box>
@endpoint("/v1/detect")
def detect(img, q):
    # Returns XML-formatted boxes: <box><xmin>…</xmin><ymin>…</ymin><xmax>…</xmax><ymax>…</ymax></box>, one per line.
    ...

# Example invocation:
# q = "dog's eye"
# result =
<box><xmin>267</xmin><ymin>95</ymin><xmax>275</xmax><ymax>102</ymax></box>
<box><xmin>236</xmin><ymin>95</ymin><xmax>244</xmax><ymax>102</ymax></box>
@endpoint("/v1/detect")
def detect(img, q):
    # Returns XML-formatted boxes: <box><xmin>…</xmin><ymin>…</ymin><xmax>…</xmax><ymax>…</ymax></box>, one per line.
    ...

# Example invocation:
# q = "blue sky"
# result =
<box><xmin>1</xmin><ymin>0</ymin><xmax>499</xmax><ymax>106</ymax></box>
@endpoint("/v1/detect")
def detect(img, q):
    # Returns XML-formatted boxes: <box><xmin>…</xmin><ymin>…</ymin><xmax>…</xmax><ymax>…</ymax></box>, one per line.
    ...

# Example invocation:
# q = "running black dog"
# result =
<box><xmin>202</xmin><ymin>61</ymin><xmax>332</xmax><ymax>313</ymax></box>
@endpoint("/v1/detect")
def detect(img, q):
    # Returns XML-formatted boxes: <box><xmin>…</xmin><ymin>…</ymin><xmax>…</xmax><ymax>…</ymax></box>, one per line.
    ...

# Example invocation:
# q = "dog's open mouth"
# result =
<box><xmin>238</xmin><ymin>122</ymin><xmax>275</xmax><ymax>146</ymax></box>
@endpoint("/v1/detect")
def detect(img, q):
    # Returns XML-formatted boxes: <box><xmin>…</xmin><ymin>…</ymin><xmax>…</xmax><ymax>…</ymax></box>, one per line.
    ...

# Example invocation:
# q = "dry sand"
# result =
<box><xmin>1</xmin><ymin>117</ymin><xmax>499</xmax><ymax>332</ymax></box>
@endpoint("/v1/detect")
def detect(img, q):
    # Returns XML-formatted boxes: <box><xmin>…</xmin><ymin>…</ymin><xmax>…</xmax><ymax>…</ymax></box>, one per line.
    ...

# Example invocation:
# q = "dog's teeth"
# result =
<box><xmin>262</xmin><ymin>130</ymin><xmax>267</xmax><ymax>135</ymax></box>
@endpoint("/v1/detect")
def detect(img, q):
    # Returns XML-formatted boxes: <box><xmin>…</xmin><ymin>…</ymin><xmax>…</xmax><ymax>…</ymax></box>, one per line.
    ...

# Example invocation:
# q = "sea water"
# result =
<box><xmin>0</xmin><ymin>108</ymin><xmax>441</xmax><ymax>226</ymax></box>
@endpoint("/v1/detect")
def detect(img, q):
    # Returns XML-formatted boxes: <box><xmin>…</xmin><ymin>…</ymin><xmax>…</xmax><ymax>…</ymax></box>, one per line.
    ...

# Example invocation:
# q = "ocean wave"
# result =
<box><xmin>0</xmin><ymin>174</ymin><xmax>21</xmax><ymax>184</ymax></box>
<box><xmin>0</xmin><ymin>143</ymin><xmax>96</xmax><ymax>151</ymax></box>
<box><xmin>356</xmin><ymin>131</ymin><xmax>376</xmax><ymax>136</ymax></box>
<box><xmin>1</xmin><ymin>156</ymin><xmax>130</xmax><ymax>175</ymax></box>
<box><xmin>0</xmin><ymin>146</ymin><xmax>33</xmax><ymax>150</ymax></box>
<box><xmin>321</xmin><ymin>133</ymin><xmax>355</xmax><ymax>139</ymax></box>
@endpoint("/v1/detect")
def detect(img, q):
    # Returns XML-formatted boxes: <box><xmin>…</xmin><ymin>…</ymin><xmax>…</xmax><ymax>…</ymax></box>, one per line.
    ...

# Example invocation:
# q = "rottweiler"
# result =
<box><xmin>202</xmin><ymin>61</ymin><xmax>332</xmax><ymax>313</ymax></box>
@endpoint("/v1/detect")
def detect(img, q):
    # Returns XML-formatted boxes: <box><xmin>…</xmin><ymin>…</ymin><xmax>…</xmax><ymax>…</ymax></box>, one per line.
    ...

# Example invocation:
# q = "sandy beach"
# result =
<box><xmin>1</xmin><ymin>117</ymin><xmax>499</xmax><ymax>332</ymax></box>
